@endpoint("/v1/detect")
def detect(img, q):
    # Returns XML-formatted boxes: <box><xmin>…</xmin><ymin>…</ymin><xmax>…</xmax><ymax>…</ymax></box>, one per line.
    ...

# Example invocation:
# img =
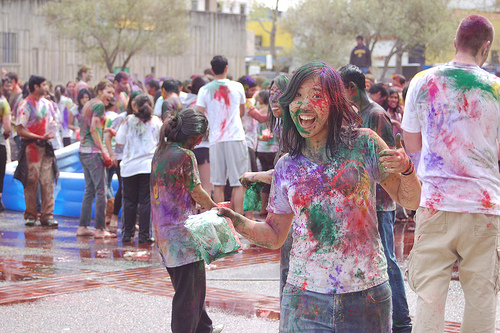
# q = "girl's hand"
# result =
<box><xmin>239</xmin><ymin>172</ymin><xmax>258</xmax><ymax>188</ymax></box>
<box><xmin>216</xmin><ymin>207</ymin><xmax>237</xmax><ymax>221</ymax></box>
<box><xmin>261</xmin><ymin>128</ymin><xmax>273</xmax><ymax>141</ymax></box>
<box><xmin>379</xmin><ymin>133</ymin><xmax>411</xmax><ymax>174</ymax></box>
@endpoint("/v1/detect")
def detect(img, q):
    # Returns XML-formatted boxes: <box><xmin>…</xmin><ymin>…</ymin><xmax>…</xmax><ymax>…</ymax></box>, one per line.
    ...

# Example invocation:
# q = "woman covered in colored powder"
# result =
<box><xmin>76</xmin><ymin>80</ymin><xmax>116</xmax><ymax>238</ymax></box>
<box><xmin>219</xmin><ymin>61</ymin><xmax>421</xmax><ymax>332</ymax></box>
<box><xmin>115</xmin><ymin>94</ymin><xmax>162</xmax><ymax>243</ymax></box>
<box><xmin>150</xmin><ymin>108</ymin><xmax>223</xmax><ymax>333</ymax></box>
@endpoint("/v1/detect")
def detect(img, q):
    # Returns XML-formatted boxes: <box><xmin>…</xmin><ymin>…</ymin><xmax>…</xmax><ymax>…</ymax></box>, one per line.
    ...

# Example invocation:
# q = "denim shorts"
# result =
<box><xmin>280</xmin><ymin>281</ymin><xmax>392</xmax><ymax>332</ymax></box>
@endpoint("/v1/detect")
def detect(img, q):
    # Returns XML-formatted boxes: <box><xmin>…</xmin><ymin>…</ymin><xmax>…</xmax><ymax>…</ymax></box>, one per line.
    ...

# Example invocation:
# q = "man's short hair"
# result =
<box><xmin>146</xmin><ymin>79</ymin><xmax>160</xmax><ymax>91</ymax></box>
<box><xmin>368</xmin><ymin>83</ymin><xmax>388</xmax><ymax>98</ymax></box>
<box><xmin>115</xmin><ymin>71</ymin><xmax>129</xmax><ymax>83</ymax></box>
<box><xmin>77</xmin><ymin>66</ymin><xmax>91</xmax><ymax>78</ymax></box>
<box><xmin>28</xmin><ymin>75</ymin><xmax>46</xmax><ymax>93</ymax></box>
<box><xmin>456</xmin><ymin>14</ymin><xmax>494</xmax><ymax>57</ymax></box>
<box><xmin>393</xmin><ymin>74</ymin><xmax>406</xmax><ymax>86</ymax></box>
<box><xmin>5</xmin><ymin>72</ymin><xmax>18</xmax><ymax>84</ymax></box>
<box><xmin>356</xmin><ymin>35</ymin><xmax>364</xmax><ymax>41</ymax></box>
<box><xmin>210</xmin><ymin>55</ymin><xmax>228</xmax><ymax>75</ymax></box>
<box><xmin>338</xmin><ymin>64</ymin><xmax>366</xmax><ymax>90</ymax></box>
<box><xmin>162</xmin><ymin>79</ymin><xmax>180</xmax><ymax>93</ymax></box>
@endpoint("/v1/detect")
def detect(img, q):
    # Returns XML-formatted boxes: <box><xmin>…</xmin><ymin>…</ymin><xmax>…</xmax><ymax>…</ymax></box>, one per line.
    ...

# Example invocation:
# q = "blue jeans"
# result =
<box><xmin>280</xmin><ymin>282</ymin><xmax>392</xmax><ymax>332</ymax></box>
<box><xmin>79</xmin><ymin>152</ymin><xmax>107</xmax><ymax>229</ymax></box>
<box><xmin>377</xmin><ymin>211</ymin><xmax>412</xmax><ymax>333</ymax></box>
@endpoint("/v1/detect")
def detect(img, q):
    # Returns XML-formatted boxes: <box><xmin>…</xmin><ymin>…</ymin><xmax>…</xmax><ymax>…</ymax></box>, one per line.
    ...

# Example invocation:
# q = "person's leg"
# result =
<box><xmin>110</xmin><ymin>161</ymin><xmax>122</xmax><ymax>230</ymax></box>
<box><xmin>231</xmin><ymin>185</ymin><xmax>245</xmax><ymax>215</ymax></box>
<box><xmin>166</xmin><ymin>261</ymin><xmax>213</xmax><ymax>333</ymax></box>
<box><xmin>334</xmin><ymin>281</ymin><xmax>392</xmax><ymax>332</ymax></box>
<box><xmin>457</xmin><ymin>213</ymin><xmax>499</xmax><ymax>333</ymax></box>
<box><xmin>24</xmin><ymin>143</ymin><xmax>42</xmax><ymax>221</ymax></box>
<box><xmin>39</xmin><ymin>150</ymin><xmax>55</xmax><ymax>223</ymax></box>
<box><xmin>106</xmin><ymin>166</ymin><xmax>115</xmax><ymax>199</ymax></box>
<box><xmin>407</xmin><ymin>208</ymin><xmax>458</xmax><ymax>333</ymax></box>
<box><xmin>137</xmin><ymin>173</ymin><xmax>152</xmax><ymax>242</ymax></box>
<box><xmin>227</xmin><ymin>141</ymin><xmax>249</xmax><ymax>215</ymax></box>
<box><xmin>121</xmin><ymin>174</ymin><xmax>139</xmax><ymax>240</ymax></box>
<box><xmin>377</xmin><ymin>210</ymin><xmax>412</xmax><ymax>333</ymax></box>
<box><xmin>248</xmin><ymin>147</ymin><xmax>257</xmax><ymax>172</ymax></box>
<box><xmin>78</xmin><ymin>153</ymin><xmax>96</xmax><ymax>231</ymax></box>
<box><xmin>279</xmin><ymin>283</ymin><xmax>333</xmax><ymax>332</ymax></box>
<box><xmin>209</xmin><ymin>143</ymin><xmax>227</xmax><ymax>203</ymax></box>
<box><xmin>194</xmin><ymin>148</ymin><xmax>212</xmax><ymax>196</ymax></box>
<box><xmin>88</xmin><ymin>154</ymin><xmax>107</xmax><ymax>231</ymax></box>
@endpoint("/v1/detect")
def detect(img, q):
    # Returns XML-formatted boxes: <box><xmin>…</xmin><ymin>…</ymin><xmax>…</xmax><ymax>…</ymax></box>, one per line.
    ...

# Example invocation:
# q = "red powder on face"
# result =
<box><xmin>214</xmin><ymin>85</ymin><xmax>231</xmax><ymax>107</ymax></box>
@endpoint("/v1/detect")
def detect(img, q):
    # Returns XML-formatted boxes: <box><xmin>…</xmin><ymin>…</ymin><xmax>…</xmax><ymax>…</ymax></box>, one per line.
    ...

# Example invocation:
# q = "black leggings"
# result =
<box><xmin>112</xmin><ymin>161</ymin><xmax>122</xmax><ymax>215</ymax></box>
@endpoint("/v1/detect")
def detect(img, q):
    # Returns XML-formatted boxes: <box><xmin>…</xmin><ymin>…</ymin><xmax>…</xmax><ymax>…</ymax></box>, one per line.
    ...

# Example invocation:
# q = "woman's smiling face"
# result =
<box><xmin>289</xmin><ymin>76</ymin><xmax>330</xmax><ymax>144</ymax></box>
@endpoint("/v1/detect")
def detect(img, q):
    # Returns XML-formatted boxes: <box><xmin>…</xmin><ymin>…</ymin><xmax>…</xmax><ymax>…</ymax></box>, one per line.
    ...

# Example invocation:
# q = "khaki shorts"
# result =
<box><xmin>209</xmin><ymin>141</ymin><xmax>248</xmax><ymax>186</ymax></box>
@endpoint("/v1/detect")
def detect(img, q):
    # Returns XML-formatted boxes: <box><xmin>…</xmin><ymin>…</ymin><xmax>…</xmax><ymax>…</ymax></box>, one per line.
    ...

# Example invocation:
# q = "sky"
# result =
<box><xmin>254</xmin><ymin>0</ymin><xmax>299</xmax><ymax>12</ymax></box>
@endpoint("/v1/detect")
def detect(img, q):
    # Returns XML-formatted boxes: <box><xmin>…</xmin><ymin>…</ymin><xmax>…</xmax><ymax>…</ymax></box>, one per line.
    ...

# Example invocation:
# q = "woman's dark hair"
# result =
<box><xmin>258</xmin><ymin>89</ymin><xmax>269</xmax><ymax>105</ymax></box>
<box><xmin>267</xmin><ymin>74</ymin><xmax>290</xmax><ymax>131</ymax></box>
<box><xmin>54</xmin><ymin>84</ymin><xmax>66</xmax><ymax>103</ymax></box>
<box><xmin>190</xmin><ymin>76</ymin><xmax>209</xmax><ymax>95</ymax></box>
<box><xmin>158</xmin><ymin>108</ymin><xmax>208</xmax><ymax>150</ymax></box>
<box><xmin>279</xmin><ymin>61</ymin><xmax>361</xmax><ymax>159</ymax></box>
<box><xmin>77</xmin><ymin>88</ymin><xmax>91</xmax><ymax>112</ymax></box>
<box><xmin>387</xmin><ymin>88</ymin><xmax>401</xmax><ymax>112</ymax></box>
<box><xmin>94</xmin><ymin>79</ymin><xmax>114</xmax><ymax>96</ymax></box>
<box><xmin>126</xmin><ymin>90</ymin><xmax>142</xmax><ymax>115</ymax></box>
<box><xmin>134</xmin><ymin>94</ymin><xmax>153</xmax><ymax>123</ymax></box>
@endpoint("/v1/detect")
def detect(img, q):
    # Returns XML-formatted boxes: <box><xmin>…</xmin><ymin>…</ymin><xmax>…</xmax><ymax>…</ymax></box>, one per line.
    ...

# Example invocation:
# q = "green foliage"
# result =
<box><xmin>282</xmin><ymin>0</ymin><xmax>459</xmax><ymax>75</ymax></box>
<box><xmin>40</xmin><ymin>0</ymin><xmax>190</xmax><ymax>72</ymax></box>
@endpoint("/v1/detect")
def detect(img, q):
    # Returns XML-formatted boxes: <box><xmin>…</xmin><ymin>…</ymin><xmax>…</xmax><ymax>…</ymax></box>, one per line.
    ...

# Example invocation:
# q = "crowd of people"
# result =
<box><xmin>0</xmin><ymin>13</ymin><xmax>498</xmax><ymax>333</ymax></box>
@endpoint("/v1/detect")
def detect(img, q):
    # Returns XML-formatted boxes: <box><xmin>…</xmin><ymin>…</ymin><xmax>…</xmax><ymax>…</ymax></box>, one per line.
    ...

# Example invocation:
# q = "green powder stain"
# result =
<box><xmin>354</xmin><ymin>268</ymin><xmax>365</xmax><ymax>280</ymax></box>
<box><xmin>445</xmin><ymin>68</ymin><xmax>499</xmax><ymax>101</ymax></box>
<box><xmin>307</xmin><ymin>203</ymin><xmax>340</xmax><ymax>246</ymax></box>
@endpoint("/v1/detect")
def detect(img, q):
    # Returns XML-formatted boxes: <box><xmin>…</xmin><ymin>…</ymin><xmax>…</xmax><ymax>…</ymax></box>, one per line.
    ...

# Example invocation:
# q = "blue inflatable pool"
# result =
<box><xmin>3</xmin><ymin>142</ymin><xmax>119</xmax><ymax>217</ymax></box>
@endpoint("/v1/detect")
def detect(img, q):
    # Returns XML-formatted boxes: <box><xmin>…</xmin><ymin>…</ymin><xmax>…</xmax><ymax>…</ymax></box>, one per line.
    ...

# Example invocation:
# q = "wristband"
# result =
<box><xmin>401</xmin><ymin>159</ymin><xmax>414</xmax><ymax>176</ymax></box>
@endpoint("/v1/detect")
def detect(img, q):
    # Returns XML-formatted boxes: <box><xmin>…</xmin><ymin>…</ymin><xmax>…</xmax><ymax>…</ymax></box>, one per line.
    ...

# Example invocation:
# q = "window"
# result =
<box><xmin>0</xmin><ymin>32</ymin><xmax>18</xmax><ymax>64</ymax></box>
<box><xmin>255</xmin><ymin>35</ymin><xmax>262</xmax><ymax>47</ymax></box>
<box><xmin>240</xmin><ymin>4</ymin><xmax>246</xmax><ymax>15</ymax></box>
<box><xmin>191</xmin><ymin>0</ymin><xmax>198</xmax><ymax>10</ymax></box>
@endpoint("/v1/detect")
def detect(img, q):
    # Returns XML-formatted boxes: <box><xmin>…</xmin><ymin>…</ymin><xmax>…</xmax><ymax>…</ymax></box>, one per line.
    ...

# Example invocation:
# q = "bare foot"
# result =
<box><xmin>94</xmin><ymin>228</ymin><xmax>117</xmax><ymax>239</ymax></box>
<box><xmin>109</xmin><ymin>214</ymin><xmax>118</xmax><ymax>232</ymax></box>
<box><xmin>76</xmin><ymin>226</ymin><xmax>95</xmax><ymax>237</ymax></box>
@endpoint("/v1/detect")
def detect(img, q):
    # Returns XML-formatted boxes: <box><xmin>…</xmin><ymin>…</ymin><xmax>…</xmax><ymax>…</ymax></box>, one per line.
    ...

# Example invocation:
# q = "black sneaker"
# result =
<box><xmin>138</xmin><ymin>237</ymin><xmax>155</xmax><ymax>244</ymax></box>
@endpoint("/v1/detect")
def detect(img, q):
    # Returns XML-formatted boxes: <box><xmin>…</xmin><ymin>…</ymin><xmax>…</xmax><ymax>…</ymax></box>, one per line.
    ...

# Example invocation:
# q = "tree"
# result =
<box><xmin>40</xmin><ymin>0</ymin><xmax>190</xmax><ymax>73</ymax></box>
<box><xmin>282</xmin><ymin>0</ymin><xmax>458</xmax><ymax>79</ymax></box>
<box><xmin>281</xmin><ymin>0</ymin><xmax>353</xmax><ymax>68</ymax></box>
<box><xmin>250</xmin><ymin>0</ymin><xmax>284</xmax><ymax>75</ymax></box>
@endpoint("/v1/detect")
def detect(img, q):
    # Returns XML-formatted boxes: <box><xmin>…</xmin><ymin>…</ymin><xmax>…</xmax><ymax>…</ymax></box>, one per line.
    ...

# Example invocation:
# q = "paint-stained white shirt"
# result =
<box><xmin>115</xmin><ymin>114</ymin><xmax>162</xmax><ymax>178</ymax></box>
<box><xmin>403</xmin><ymin>62</ymin><xmax>500</xmax><ymax>215</ymax></box>
<box><xmin>196</xmin><ymin>79</ymin><xmax>246</xmax><ymax>145</ymax></box>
